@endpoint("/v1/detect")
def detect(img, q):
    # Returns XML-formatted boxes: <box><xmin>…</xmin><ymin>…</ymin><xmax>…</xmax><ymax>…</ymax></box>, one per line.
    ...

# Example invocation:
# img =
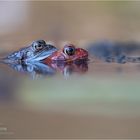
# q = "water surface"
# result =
<box><xmin>1</xmin><ymin>1</ymin><xmax>140</xmax><ymax>139</ymax></box>
<box><xmin>1</xmin><ymin>43</ymin><xmax>140</xmax><ymax>139</ymax></box>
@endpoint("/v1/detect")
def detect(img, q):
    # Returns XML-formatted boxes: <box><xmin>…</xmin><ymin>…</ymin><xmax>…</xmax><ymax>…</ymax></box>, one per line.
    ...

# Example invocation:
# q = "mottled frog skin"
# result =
<box><xmin>4</xmin><ymin>40</ymin><xmax>58</xmax><ymax>64</ymax></box>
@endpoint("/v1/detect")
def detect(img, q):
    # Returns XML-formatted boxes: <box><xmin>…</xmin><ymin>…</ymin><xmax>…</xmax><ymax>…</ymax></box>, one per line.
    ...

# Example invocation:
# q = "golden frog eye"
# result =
<box><xmin>63</xmin><ymin>45</ymin><xmax>76</xmax><ymax>56</ymax></box>
<box><xmin>34</xmin><ymin>43</ymin><xmax>43</xmax><ymax>50</ymax></box>
<box><xmin>32</xmin><ymin>40</ymin><xmax>46</xmax><ymax>51</ymax></box>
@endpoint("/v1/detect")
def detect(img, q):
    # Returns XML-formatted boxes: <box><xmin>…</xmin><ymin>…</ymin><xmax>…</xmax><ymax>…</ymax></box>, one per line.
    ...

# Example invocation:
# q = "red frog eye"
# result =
<box><xmin>63</xmin><ymin>44</ymin><xmax>76</xmax><ymax>56</ymax></box>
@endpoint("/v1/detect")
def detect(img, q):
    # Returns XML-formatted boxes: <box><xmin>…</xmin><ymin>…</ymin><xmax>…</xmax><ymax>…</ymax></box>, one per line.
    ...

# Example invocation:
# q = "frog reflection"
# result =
<box><xmin>5</xmin><ymin>61</ymin><xmax>88</xmax><ymax>79</ymax></box>
<box><xmin>7</xmin><ymin>62</ymin><xmax>56</xmax><ymax>79</ymax></box>
<box><xmin>48</xmin><ymin>60</ymin><xmax>88</xmax><ymax>78</ymax></box>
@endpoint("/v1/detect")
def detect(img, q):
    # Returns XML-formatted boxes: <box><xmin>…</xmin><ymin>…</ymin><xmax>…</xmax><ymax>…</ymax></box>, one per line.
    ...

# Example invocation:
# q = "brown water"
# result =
<box><xmin>0</xmin><ymin>1</ymin><xmax>140</xmax><ymax>139</ymax></box>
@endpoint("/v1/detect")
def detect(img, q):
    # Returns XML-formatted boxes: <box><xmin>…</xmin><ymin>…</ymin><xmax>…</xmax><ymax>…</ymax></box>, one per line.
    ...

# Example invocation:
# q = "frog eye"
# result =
<box><xmin>32</xmin><ymin>40</ymin><xmax>46</xmax><ymax>51</ymax></box>
<box><xmin>63</xmin><ymin>45</ymin><xmax>76</xmax><ymax>56</ymax></box>
<box><xmin>33</xmin><ymin>42</ymin><xmax>43</xmax><ymax>50</ymax></box>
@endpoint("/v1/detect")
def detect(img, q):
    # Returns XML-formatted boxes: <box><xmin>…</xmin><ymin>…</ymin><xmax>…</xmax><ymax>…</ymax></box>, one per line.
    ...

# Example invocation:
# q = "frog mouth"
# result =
<box><xmin>25</xmin><ymin>47</ymin><xmax>58</xmax><ymax>64</ymax></box>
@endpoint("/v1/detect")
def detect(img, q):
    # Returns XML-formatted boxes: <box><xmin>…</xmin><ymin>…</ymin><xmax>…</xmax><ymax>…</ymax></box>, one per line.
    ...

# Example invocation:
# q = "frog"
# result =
<box><xmin>3</xmin><ymin>40</ymin><xmax>58</xmax><ymax>64</ymax></box>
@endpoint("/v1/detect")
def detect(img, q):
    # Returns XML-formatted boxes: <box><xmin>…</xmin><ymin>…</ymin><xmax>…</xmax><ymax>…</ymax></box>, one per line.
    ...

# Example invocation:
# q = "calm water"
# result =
<box><xmin>1</xmin><ymin>42</ymin><xmax>140</xmax><ymax>139</ymax></box>
<box><xmin>0</xmin><ymin>1</ymin><xmax>140</xmax><ymax>139</ymax></box>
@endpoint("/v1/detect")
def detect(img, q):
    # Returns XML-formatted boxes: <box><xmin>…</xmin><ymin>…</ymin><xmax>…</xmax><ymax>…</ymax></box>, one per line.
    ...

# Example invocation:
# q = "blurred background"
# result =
<box><xmin>1</xmin><ymin>1</ymin><xmax>140</xmax><ymax>51</ymax></box>
<box><xmin>0</xmin><ymin>1</ymin><xmax>140</xmax><ymax>139</ymax></box>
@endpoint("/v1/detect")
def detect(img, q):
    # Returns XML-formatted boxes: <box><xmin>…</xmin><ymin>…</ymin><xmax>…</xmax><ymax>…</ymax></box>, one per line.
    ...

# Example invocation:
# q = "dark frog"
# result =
<box><xmin>4</xmin><ymin>40</ymin><xmax>58</xmax><ymax>64</ymax></box>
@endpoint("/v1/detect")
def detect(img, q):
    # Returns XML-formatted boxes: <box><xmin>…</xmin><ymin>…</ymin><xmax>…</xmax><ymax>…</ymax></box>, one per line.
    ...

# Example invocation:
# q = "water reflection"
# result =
<box><xmin>3</xmin><ymin>41</ymin><xmax>140</xmax><ymax>79</ymax></box>
<box><xmin>3</xmin><ymin>61</ymin><xmax>88</xmax><ymax>79</ymax></box>
<box><xmin>1</xmin><ymin>1</ymin><xmax>140</xmax><ymax>139</ymax></box>
<box><xmin>1</xmin><ymin>42</ymin><xmax>140</xmax><ymax>139</ymax></box>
